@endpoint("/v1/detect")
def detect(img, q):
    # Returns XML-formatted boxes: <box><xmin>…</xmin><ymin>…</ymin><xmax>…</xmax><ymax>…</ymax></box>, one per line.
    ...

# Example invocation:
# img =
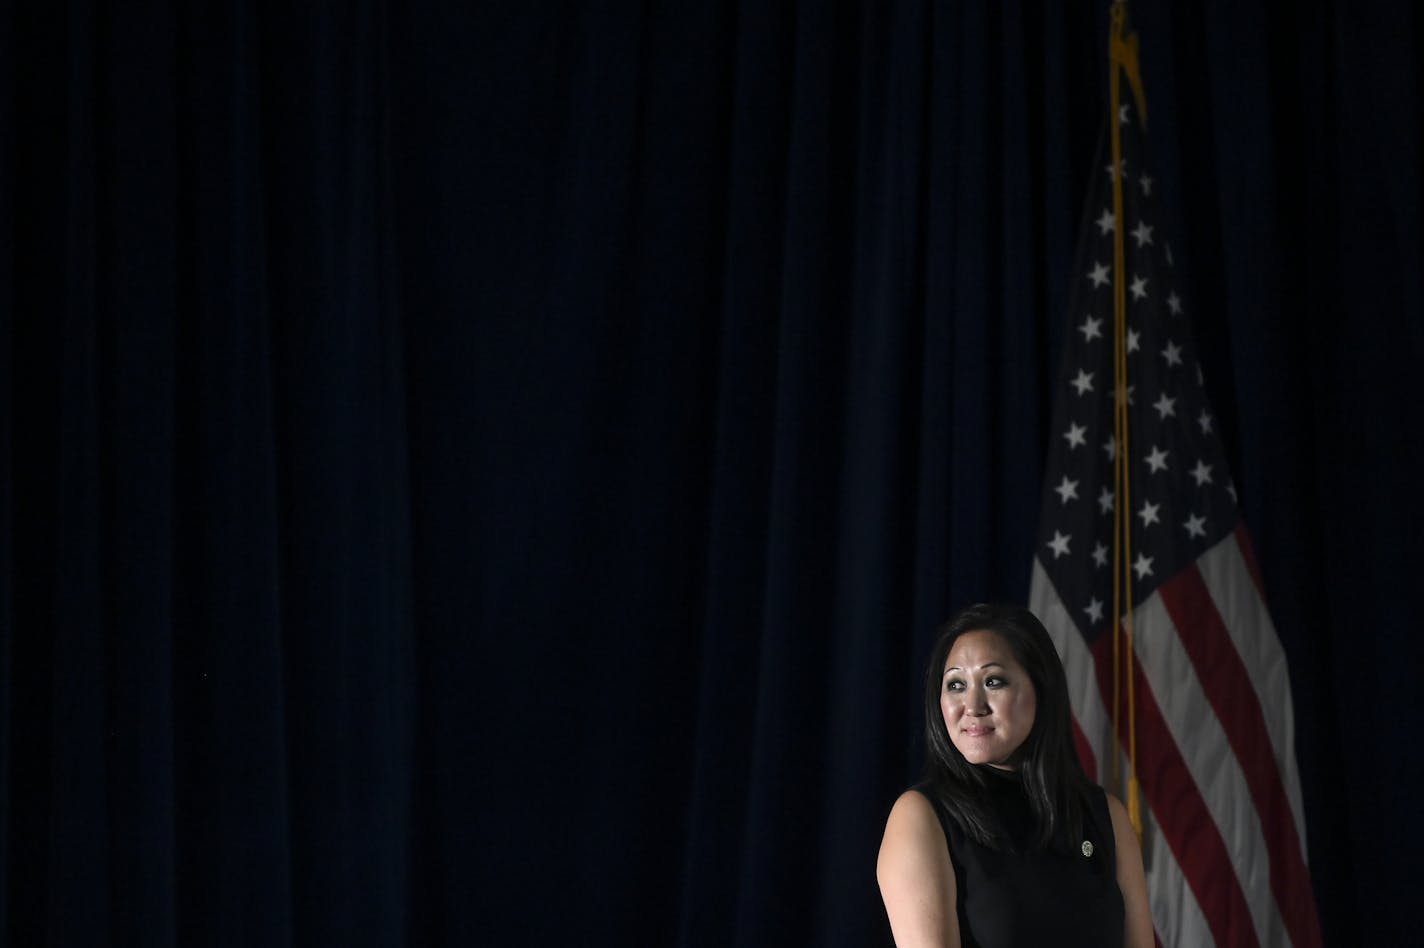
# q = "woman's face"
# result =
<box><xmin>941</xmin><ymin>630</ymin><xmax>1037</xmax><ymax>770</ymax></box>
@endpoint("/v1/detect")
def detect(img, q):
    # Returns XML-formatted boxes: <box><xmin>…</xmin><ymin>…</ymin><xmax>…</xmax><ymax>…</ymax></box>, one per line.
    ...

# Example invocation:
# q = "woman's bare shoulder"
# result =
<box><xmin>1101</xmin><ymin>790</ymin><xmax>1130</xmax><ymax>826</ymax></box>
<box><xmin>888</xmin><ymin>788</ymin><xmax>938</xmax><ymax>822</ymax></box>
<box><xmin>879</xmin><ymin>789</ymin><xmax>947</xmax><ymax>864</ymax></box>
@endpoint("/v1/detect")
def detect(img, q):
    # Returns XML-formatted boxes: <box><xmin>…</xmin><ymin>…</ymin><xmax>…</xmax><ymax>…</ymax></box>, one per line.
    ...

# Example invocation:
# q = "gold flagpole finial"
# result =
<box><xmin>1109</xmin><ymin>2</ymin><xmax>1148</xmax><ymax>127</ymax></box>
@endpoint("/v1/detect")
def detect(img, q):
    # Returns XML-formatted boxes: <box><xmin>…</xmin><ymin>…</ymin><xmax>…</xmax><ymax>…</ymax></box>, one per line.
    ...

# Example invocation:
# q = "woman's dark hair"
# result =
<box><xmin>921</xmin><ymin>602</ymin><xmax>1094</xmax><ymax>852</ymax></box>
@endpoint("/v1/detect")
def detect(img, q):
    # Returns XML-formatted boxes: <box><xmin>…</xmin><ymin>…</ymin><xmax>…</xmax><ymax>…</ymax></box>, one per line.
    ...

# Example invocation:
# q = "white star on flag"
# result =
<box><xmin>1046</xmin><ymin>531</ymin><xmax>1071</xmax><ymax>559</ymax></box>
<box><xmin>1131</xmin><ymin>552</ymin><xmax>1154</xmax><ymax>579</ymax></box>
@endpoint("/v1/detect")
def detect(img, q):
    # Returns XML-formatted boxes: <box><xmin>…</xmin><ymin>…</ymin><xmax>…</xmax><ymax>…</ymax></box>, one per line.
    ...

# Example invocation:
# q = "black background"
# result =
<box><xmin>4</xmin><ymin>1</ymin><xmax>1421</xmax><ymax>944</ymax></box>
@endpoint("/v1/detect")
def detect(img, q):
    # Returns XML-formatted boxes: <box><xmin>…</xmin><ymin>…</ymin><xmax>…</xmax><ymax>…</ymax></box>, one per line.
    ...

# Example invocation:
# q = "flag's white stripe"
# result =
<box><xmin>1197</xmin><ymin>534</ymin><xmax>1309</xmax><ymax>860</ymax></box>
<box><xmin>1029</xmin><ymin>559</ymin><xmax>1110</xmax><ymax>779</ymax></box>
<box><xmin>1131</xmin><ymin>593</ymin><xmax>1290</xmax><ymax>948</ymax></box>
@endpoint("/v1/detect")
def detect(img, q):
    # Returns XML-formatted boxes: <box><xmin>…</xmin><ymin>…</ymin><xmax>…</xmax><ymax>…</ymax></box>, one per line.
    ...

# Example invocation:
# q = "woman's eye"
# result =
<box><xmin>985</xmin><ymin>676</ymin><xmax>1006</xmax><ymax>688</ymax></box>
<box><xmin>945</xmin><ymin>680</ymin><xmax>964</xmax><ymax>693</ymax></box>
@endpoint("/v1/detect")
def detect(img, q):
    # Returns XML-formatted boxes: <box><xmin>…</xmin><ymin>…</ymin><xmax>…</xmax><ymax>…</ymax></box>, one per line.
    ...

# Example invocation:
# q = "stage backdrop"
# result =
<box><xmin>3</xmin><ymin>1</ymin><xmax>1420</xmax><ymax>945</ymax></box>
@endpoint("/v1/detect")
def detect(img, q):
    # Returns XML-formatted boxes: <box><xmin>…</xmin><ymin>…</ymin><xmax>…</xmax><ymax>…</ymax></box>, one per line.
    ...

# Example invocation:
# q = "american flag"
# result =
<box><xmin>1025</xmin><ymin>55</ymin><xmax>1325</xmax><ymax>948</ymax></box>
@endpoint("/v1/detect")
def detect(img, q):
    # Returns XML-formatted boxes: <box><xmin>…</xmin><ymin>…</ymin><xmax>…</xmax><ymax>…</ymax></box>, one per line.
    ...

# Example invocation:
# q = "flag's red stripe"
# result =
<box><xmin>1158</xmin><ymin>565</ymin><xmax>1323</xmax><ymax>948</ymax></box>
<box><xmin>1233</xmin><ymin>522</ymin><xmax>1267</xmax><ymax>601</ymax></box>
<box><xmin>1070</xmin><ymin>715</ymin><xmax>1097</xmax><ymax>779</ymax></box>
<box><xmin>1090</xmin><ymin>632</ymin><xmax>1262</xmax><ymax>948</ymax></box>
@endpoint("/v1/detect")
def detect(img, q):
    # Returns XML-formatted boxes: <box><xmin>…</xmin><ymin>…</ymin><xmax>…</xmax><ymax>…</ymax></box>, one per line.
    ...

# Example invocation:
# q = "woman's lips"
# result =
<box><xmin>962</xmin><ymin>725</ymin><xmax>994</xmax><ymax>737</ymax></box>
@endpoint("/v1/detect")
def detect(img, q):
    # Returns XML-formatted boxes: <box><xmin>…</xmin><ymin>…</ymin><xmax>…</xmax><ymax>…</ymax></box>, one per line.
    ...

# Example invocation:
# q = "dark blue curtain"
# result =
<box><xmin>3</xmin><ymin>1</ymin><xmax>1420</xmax><ymax>945</ymax></box>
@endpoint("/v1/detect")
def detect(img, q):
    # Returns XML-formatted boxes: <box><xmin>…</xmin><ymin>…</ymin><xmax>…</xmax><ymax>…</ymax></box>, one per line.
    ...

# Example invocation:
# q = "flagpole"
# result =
<box><xmin>1108</xmin><ymin>0</ymin><xmax>1146</xmax><ymax>838</ymax></box>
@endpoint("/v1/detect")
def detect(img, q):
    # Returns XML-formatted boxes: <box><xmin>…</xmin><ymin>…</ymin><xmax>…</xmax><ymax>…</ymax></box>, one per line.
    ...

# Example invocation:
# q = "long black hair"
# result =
<box><xmin>921</xmin><ymin>602</ymin><xmax>1095</xmax><ymax>852</ymax></box>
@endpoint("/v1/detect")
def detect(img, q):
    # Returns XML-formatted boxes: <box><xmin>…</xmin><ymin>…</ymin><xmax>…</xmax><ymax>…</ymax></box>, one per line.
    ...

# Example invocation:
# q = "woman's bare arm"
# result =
<box><xmin>877</xmin><ymin>790</ymin><xmax>960</xmax><ymax>948</ymax></box>
<box><xmin>1106</xmin><ymin>793</ymin><xmax>1155</xmax><ymax>948</ymax></box>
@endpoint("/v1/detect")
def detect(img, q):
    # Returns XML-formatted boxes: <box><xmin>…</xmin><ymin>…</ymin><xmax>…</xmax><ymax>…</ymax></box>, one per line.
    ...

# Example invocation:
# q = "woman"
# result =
<box><xmin>877</xmin><ymin>603</ymin><xmax>1153</xmax><ymax>947</ymax></box>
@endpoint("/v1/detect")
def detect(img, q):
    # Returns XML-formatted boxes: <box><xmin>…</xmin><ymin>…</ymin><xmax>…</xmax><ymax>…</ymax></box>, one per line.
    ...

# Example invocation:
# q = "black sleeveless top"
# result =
<box><xmin>917</xmin><ymin>769</ymin><xmax>1124</xmax><ymax>948</ymax></box>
